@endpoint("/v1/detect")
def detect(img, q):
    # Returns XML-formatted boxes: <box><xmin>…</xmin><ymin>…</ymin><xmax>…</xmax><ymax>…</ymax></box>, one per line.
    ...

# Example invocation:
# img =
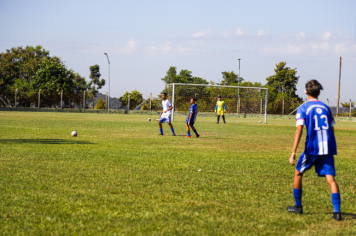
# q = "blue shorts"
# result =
<box><xmin>159</xmin><ymin>115</ymin><xmax>171</xmax><ymax>123</ymax></box>
<box><xmin>296</xmin><ymin>152</ymin><xmax>336</xmax><ymax>177</ymax></box>
<box><xmin>185</xmin><ymin>118</ymin><xmax>195</xmax><ymax>126</ymax></box>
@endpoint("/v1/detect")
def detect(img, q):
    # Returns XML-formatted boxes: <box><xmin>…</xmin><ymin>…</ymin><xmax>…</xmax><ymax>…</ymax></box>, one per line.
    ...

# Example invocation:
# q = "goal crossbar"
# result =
<box><xmin>168</xmin><ymin>83</ymin><xmax>268</xmax><ymax>123</ymax></box>
<box><xmin>168</xmin><ymin>83</ymin><xmax>268</xmax><ymax>90</ymax></box>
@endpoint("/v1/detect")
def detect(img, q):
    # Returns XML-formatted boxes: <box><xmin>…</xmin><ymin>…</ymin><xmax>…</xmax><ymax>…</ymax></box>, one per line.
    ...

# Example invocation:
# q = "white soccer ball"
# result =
<box><xmin>71</xmin><ymin>131</ymin><xmax>77</xmax><ymax>137</ymax></box>
<box><xmin>259</xmin><ymin>121</ymin><xmax>262</xmax><ymax>123</ymax></box>
<box><xmin>148</xmin><ymin>118</ymin><xmax>151</xmax><ymax>121</ymax></box>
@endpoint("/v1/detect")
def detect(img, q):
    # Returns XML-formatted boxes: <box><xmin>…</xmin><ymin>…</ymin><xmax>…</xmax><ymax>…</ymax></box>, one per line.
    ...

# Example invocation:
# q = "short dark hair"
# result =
<box><xmin>218</xmin><ymin>96</ymin><xmax>221</xmax><ymax>99</ymax></box>
<box><xmin>161</xmin><ymin>93</ymin><xmax>167</xmax><ymax>96</ymax></box>
<box><xmin>305</xmin><ymin>80</ymin><xmax>323</xmax><ymax>97</ymax></box>
<box><xmin>191</xmin><ymin>97</ymin><xmax>197</xmax><ymax>102</ymax></box>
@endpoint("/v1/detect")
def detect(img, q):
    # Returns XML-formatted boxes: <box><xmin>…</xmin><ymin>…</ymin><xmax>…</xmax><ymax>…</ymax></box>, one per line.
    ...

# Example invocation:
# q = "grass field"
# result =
<box><xmin>1</xmin><ymin>111</ymin><xmax>356</xmax><ymax>235</ymax></box>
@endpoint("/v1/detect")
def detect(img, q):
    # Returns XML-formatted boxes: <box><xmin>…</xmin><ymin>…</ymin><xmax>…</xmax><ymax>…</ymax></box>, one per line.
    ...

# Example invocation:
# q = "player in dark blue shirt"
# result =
<box><xmin>287</xmin><ymin>80</ymin><xmax>341</xmax><ymax>221</ymax></box>
<box><xmin>186</xmin><ymin>97</ymin><xmax>199</xmax><ymax>138</ymax></box>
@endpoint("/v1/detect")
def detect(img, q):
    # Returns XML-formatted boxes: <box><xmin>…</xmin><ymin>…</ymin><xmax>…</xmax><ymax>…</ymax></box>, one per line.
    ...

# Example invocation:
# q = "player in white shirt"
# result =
<box><xmin>158</xmin><ymin>93</ymin><xmax>176</xmax><ymax>136</ymax></box>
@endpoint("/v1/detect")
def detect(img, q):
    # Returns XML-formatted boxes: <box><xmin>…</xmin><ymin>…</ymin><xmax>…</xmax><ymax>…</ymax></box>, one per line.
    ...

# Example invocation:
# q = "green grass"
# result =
<box><xmin>1</xmin><ymin>112</ymin><xmax>356</xmax><ymax>235</ymax></box>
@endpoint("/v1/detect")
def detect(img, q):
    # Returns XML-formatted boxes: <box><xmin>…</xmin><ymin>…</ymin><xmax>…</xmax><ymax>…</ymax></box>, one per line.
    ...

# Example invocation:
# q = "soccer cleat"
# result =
<box><xmin>196</xmin><ymin>134</ymin><xmax>200</xmax><ymax>138</ymax></box>
<box><xmin>333</xmin><ymin>212</ymin><xmax>342</xmax><ymax>221</ymax></box>
<box><xmin>172</xmin><ymin>133</ymin><xmax>176</xmax><ymax>136</ymax></box>
<box><xmin>187</xmin><ymin>136</ymin><xmax>191</xmax><ymax>138</ymax></box>
<box><xmin>216</xmin><ymin>123</ymin><xmax>219</xmax><ymax>124</ymax></box>
<box><xmin>224</xmin><ymin>122</ymin><xmax>227</xmax><ymax>124</ymax></box>
<box><xmin>287</xmin><ymin>205</ymin><xmax>303</xmax><ymax>214</ymax></box>
<box><xmin>159</xmin><ymin>134</ymin><xmax>164</xmax><ymax>136</ymax></box>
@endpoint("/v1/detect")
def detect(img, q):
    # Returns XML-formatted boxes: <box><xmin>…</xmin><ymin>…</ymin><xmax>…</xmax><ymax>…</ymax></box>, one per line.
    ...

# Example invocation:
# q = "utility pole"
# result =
<box><xmin>150</xmin><ymin>93</ymin><xmax>152</xmax><ymax>112</ymax></box>
<box><xmin>336</xmin><ymin>56</ymin><xmax>342</xmax><ymax>115</ymax></box>
<box><xmin>38</xmin><ymin>89</ymin><xmax>41</xmax><ymax>109</ymax></box>
<box><xmin>15</xmin><ymin>88</ymin><xmax>18</xmax><ymax>108</ymax></box>
<box><xmin>104</xmin><ymin>53</ymin><xmax>110</xmax><ymax>113</ymax></box>
<box><xmin>106</xmin><ymin>92</ymin><xmax>108</xmax><ymax>110</ymax></box>
<box><xmin>237</xmin><ymin>58</ymin><xmax>241</xmax><ymax>117</ymax></box>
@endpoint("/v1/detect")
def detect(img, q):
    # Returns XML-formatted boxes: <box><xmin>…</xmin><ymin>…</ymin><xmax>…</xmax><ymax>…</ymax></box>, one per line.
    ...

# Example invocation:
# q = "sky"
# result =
<box><xmin>1</xmin><ymin>0</ymin><xmax>355</xmax><ymax>104</ymax></box>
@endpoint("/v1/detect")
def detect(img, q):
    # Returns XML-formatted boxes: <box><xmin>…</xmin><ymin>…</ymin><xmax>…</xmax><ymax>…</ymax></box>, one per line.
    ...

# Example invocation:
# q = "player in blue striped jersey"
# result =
<box><xmin>287</xmin><ymin>80</ymin><xmax>341</xmax><ymax>221</ymax></box>
<box><xmin>186</xmin><ymin>97</ymin><xmax>199</xmax><ymax>138</ymax></box>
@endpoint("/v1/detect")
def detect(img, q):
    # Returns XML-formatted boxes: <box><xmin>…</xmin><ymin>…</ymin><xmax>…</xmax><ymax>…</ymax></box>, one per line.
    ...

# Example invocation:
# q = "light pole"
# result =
<box><xmin>104</xmin><ymin>53</ymin><xmax>110</xmax><ymax>113</ymax></box>
<box><xmin>237</xmin><ymin>58</ymin><xmax>241</xmax><ymax>117</ymax></box>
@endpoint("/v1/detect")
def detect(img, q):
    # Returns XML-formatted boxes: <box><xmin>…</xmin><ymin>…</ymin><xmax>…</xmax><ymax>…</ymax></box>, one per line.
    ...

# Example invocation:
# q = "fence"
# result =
<box><xmin>1</xmin><ymin>89</ymin><xmax>354</xmax><ymax>118</ymax></box>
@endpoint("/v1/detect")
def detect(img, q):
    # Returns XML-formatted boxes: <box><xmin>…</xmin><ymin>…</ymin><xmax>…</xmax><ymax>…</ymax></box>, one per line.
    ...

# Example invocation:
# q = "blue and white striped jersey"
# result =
<box><xmin>296</xmin><ymin>100</ymin><xmax>337</xmax><ymax>156</ymax></box>
<box><xmin>188</xmin><ymin>103</ymin><xmax>198</xmax><ymax>121</ymax></box>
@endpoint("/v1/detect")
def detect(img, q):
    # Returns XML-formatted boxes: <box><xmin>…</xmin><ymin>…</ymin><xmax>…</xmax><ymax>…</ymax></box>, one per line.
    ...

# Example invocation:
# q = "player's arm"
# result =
<box><xmin>215</xmin><ymin>105</ymin><xmax>217</xmax><ymax>113</ymax></box>
<box><xmin>289</xmin><ymin>125</ymin><xmax>303</xmax><ymax>165</ymax></box>
<box><xmin>224</xmin><ymin>104</ymin><xmax>226</xmax><ymax>112</ymax></box>
<box><xmin>188</xmin><ymin>111</ymin><xmax>192</xmax><ymax>125</ymax></box>
<box><xmin>164</xmin><ymin>105</ymin><xmax>173</xmax><ymax>113</ymax></box>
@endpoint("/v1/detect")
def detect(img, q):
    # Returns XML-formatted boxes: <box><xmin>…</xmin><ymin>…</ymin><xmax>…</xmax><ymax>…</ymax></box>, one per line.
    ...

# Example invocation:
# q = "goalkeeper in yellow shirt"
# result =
<box><xmin>215</xmin><ymin>96</ymin><xmax>226</xmax><ymax>124</ymax></box>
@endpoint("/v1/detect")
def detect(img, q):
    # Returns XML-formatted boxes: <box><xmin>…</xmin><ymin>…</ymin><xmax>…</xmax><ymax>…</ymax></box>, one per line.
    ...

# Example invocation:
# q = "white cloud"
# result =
<box><xmin>192</xmin><ymin>28</ymin><xmax>212</xmax><ymax>38</ymax></box>
<box><xmin>257</xmin><ymin>30</ymin><xmax>266</xmax><ymax>36</ymax></box>
<box><xmin>320</xmin><ymin>42</ymin><xmax>330</xmax><ymax>51</ymax></box>
<box><xmin>337</xmin><ymin>27</ymin><xmax>342</xmax><ymax>36</ymax></box>
<box><xmin>310</xmin><ymin>42</ymin><xmax>330</xmax><ymax>53</ymax></box>
<box><xmin>353</xmin><ymin>44</ymin><xmax>356</xmax><ymax>51</ymax></box>
<box><xmin>263</xmin><ymin>44</ymin><xmax>307</xmax><ymax>55</ymax></box>
<box><xmin>117</xmin><ymin>39</ymin><xmax>137</xmax><ymax>53</ymax></box>
<box><xmin>322</xmin><ymin>31</ymin><xmax>332</xmax><ymax>40</ymax></box>
<box><xmin>335</xmin><ymin>43</ymin><xmax>347</xmax><ymax>54</ymax></box>
<box><xmin>235</xmin><ymin>27</ymin><xmax>244</xmax><ymax>36</ymax></box>
<box><xmin>299</xmin><ymin>32</ymin><xmax>306</xmax><ymax>39</ymax></box>
<box><xmin>145</xmin><ymin>41</ymin><xmax>172</xmax><ymax>53</ymax></box>
<box><xmin>220</xmin><ymin>30</ymin><xmax>230</xmax><ymax>38</ymax></box>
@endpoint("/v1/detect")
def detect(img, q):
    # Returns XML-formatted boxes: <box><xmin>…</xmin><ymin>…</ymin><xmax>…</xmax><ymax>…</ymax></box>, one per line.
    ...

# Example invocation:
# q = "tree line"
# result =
<box><xmin>0</xmin><ymin>45</ymin><xmax>105</xmax><ymax>108</ymax></box>
<box><xmin>1</xmin><ymin>45</ymin><xmax>304</xmax><ymax>113</ymax></box>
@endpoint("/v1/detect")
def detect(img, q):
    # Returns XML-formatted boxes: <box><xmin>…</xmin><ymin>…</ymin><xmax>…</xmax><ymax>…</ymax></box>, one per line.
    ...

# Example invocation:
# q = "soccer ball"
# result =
<box><xmin>148</xmin><ymin>118</ymin><xmax>151</xmax><ymax>121</ymax></box>
<box><xmin>259</xmin><ymin>121</ymin><xmax>262</xmax><ymax>123</ymax></box>
<box><xmin>71</xmin><ymin>131</ymin><xmax>77</xmax><ymax>137</ymax></box>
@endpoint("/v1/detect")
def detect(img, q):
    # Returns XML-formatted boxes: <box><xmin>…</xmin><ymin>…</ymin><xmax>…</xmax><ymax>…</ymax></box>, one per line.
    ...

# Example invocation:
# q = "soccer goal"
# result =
<box><xmin>167</xmin><ymin>83</ymin><xmax>268</xmax><ymax>123</ymax></box>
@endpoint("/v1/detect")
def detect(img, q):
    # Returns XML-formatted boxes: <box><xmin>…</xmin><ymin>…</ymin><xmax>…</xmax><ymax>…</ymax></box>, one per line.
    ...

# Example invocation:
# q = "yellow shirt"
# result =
<box><xmin>216</xmin><ymin>101</ymin><xmax>225</xmax><ymax>111</ymax></box>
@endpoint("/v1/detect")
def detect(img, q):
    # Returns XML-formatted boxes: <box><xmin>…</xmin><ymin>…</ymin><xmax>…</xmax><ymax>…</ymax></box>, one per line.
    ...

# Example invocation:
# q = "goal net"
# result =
<box><xmin>166</xmin><ymin>83</ymin><xmax>268</xmax><ymax>123</ymax></box>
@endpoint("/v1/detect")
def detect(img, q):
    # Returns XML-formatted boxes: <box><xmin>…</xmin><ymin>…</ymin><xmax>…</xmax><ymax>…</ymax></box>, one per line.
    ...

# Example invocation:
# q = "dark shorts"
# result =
<box><xmin>296</xmin><ymin>152</ymin><xmax>336</xmax><ymax>177</ymax></box>
<box><xmin>185</xmin><ymin>119</ymin><xmax>195</xmax><ymax>126</ymax></box>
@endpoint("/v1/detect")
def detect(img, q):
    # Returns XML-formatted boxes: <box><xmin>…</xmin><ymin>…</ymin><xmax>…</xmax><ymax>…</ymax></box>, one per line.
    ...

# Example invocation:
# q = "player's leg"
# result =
<box><xmin>315</xmin><ymin>155</ymin><xmax>341</xmax><ymax>220</ymax></box>
<box><xmin>293</xmin><ymin>169</ymin><xmax>304</xmax><ymax>206</ymax></box>
<box><xmin>217</xmin><ymin>115</ymin><xmax>220</xmax><ymax>124</ymax></box>
<box><xmin>158</xmin><ymin>121</ymin><xmax>164</xmax><ymax>135</ymax></box>
<box><xmin>287</xmin><ymin>152</ymin><xmax>314</xmax><ymax>214</ymax></box>
<box><xmin>167</xmin><ymin>121</ymin><xmax>175</xmax><ymax>136</ymax></box>
<box><xmin>325</xmin><ymin>175</ymin><xmax>341</xmax><ymax>220</ymax></box>
<box><xmin>222</xmin><ymin>114</ymin><xmax>226</xmax><ymax>123</ymax></box>
<box><xmin>190</xmin><ymin>124</ymin><xmax>199</xmax><ymax>138</ymax></box>
<box><xmin>186</xmin><ymin>123</ymin><xmax>191</xmax><ymax>138</ymax></box>
<box><xmin>287</xmin><ymin>169</ymin><xmax>304</xmax><ymax>213</ymax></box>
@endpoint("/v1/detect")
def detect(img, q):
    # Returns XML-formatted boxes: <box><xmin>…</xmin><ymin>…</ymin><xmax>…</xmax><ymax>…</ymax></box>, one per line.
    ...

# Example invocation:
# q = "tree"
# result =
<box><xmin>141</xmin><ymin>97</ymin><xmax>161</xmax><ymax>110</ymax></box>
<box><xmin>265</xmin><ymin>62</ymin><xmax>302</xmax><ymax>114</ymax></box>
<box><xmin>161</xmin><ymin>66</ymin><xmax>208</xmax><ymax>84</ymax></box>
<box><xmin>0</xmin><ymin>45</ymin><xmax>90</xmax><ymax>108</ymax></box>
<box><xmin>88</xmin><ymin>64</ymin><xmax>105</xmax><ymax>108</ymax></box>
<box><xmin>220</xmin><ymin>71</ymin><xmax>243</xmax><ymax>85</ymax></box>
<box><xmin>30</xmin><ymin>58</ymin><xmax>75</xmax><ymax>93</ymax></box>
<box><xmin>161</xmin><ymin>66</ymin><xmax>178</xmax><ymax>84</ymax></box>
<box><xmin>341</xmin><ymin>101</ymin><xmax>355</xmax><ymax>108</ymax></box>
<box><xmin>119</xmin><ymin>89</ymin><xmax>143</xmax><ymax>109</ymax></box>
<box><xmin>95</xmin><ymin>98</ymin><xmax>106</xmax><ymax>109</ymax></box>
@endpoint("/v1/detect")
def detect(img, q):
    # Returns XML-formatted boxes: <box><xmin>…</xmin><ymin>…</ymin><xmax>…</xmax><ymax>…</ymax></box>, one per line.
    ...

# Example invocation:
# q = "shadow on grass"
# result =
<box><xmin>0</xmin><ymin>139</ymin><xmax>94</xmax><ymax>145</ymax></box>
<box><xmin>304</xmin><ymin>212</ymin><xmax>356</xmax><ymax>220</ymax></box>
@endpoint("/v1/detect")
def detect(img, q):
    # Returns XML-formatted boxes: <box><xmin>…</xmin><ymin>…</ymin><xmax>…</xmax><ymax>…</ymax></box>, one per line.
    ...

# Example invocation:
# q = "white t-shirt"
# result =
<box><xmin>161</xmin><ymin>99</ymin><xmax>172</xmax><ymax>118</ymax></box>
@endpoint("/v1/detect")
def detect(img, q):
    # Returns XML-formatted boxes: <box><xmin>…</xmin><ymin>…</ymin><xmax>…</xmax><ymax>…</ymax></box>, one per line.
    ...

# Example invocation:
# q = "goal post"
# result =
<box><xmin>167</xmin><ymin>83</ymin><xmax>268</xmax><ymax>123</ymax></box>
